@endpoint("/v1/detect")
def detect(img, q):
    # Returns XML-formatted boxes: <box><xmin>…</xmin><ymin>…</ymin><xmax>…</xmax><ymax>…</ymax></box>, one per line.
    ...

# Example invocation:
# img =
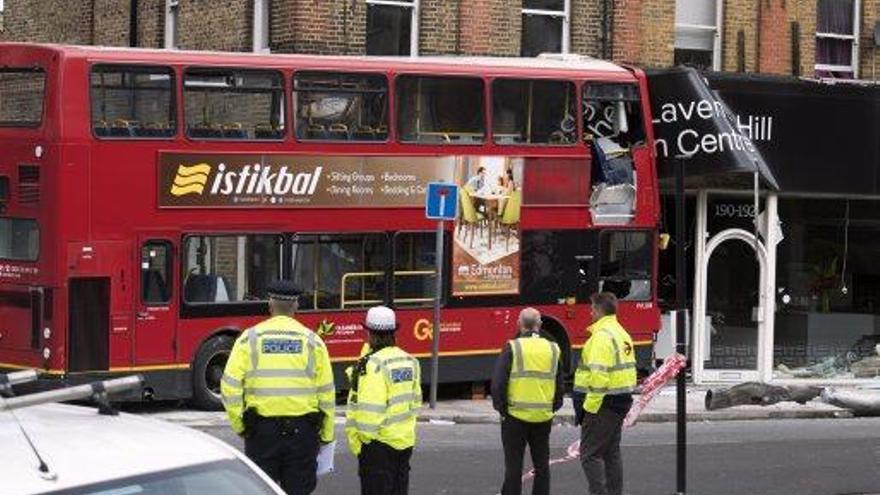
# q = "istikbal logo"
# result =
<box><xmin>170</xmin><ymin>163</ymin><xmax>211</xmax><ymax>196</ymax></box>
<box><xmin>170</xmin><ymin>162</ymin><xmax>323</xmax><ymax>197</ymax></box>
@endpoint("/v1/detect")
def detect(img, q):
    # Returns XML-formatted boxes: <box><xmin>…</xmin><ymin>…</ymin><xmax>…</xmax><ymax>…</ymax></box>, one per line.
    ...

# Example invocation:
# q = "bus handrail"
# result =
<box><xmin>340</xmin><ymin>270</ymin><xmax>437</xmax><ymax>308</ymax></box>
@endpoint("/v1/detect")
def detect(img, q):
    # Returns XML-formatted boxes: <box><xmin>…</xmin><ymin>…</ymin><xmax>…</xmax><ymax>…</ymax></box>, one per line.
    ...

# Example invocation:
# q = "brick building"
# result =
<box><xmin>0</xmin><ymin>1</ymin><xmax>875</xmax><ymax>79</ymax></box>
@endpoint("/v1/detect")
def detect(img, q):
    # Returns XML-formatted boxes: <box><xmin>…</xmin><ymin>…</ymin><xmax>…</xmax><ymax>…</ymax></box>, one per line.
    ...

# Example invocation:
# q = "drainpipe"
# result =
<box><xmin>755</xmin><ymin>0</ymin><xmax>762</xmax><ymax>72</ymax></box>
<box><xmin>601</xmin><ymin>0</ymin><xmax>613</xmax><ymax>59</ymax></box>
<box><xmin>129</xmin><ymin>0</ymin><xmax>139</xmax><ymax>47</ymax></box>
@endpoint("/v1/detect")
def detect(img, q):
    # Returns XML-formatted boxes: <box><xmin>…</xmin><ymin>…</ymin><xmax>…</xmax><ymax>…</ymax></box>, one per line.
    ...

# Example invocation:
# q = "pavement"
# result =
<box><xmin>139</xmin><ymin>386</ymin><xmax>856</xmax><ymax>428</ymax></box>
<box><xmin>195</xmin><ymin>417</ymin><xmax>880</xmax><ymax>495</ymax></box>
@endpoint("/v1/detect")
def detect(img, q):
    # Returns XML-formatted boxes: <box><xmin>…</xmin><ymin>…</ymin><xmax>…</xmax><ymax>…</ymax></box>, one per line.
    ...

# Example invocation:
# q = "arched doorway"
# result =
<box><xmin>694</xmin><ymin>228</ymin><xmax>771</xmax><ymax>383</ymax></box>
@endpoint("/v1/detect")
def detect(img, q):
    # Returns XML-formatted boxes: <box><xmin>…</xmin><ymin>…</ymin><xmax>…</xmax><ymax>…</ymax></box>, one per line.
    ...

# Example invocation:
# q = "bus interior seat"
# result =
<box><xmin>255</xmin><ymin>124</ymin><xmax>283</xmax><ymax>140</ymax></box>
<box><xmin>328</xmin><ymin>123</ymin><xmax>349</xmax><ymax>140</ymax></box>
<box><xmin>110</xmin><ymin>119</ymin><xmax>139</xmax><ymax>137</ymax></box>
<box><xmin>352</xmin><ymin>124</ymin><xmax>375</xmax><ymax>140</ymax></box>
<box><xmin>306</xmin><ymin>123</ymin><xmax>328</xmax><ymax>140</ymax></box>
<box><xmin>222</xmin><ymin>123</ymin><xmax>248</xmax><ymax>139</ymax></box>
<box><xmin>590</xmin><ymin>138</ymin><xmax>633</xmax><ymax>186</ymax></box>
<box><xmin>94</xmin><ymin>121</ymin><xmax>110</xmax><ymax>137</ymax></box>
<box><xmin>189</xmin><ymin>125</ymin><xmax>224</xmax><ymax>139</ymax></box>
<box><xmin>184</xmin><ymin>274</ymin><xmax>232</xmax><ymax>303</ymax></box>
<box><xmin>142</xmin><ymin>269</ymin><xmax>169</xmax><ymax>303</ymax></box>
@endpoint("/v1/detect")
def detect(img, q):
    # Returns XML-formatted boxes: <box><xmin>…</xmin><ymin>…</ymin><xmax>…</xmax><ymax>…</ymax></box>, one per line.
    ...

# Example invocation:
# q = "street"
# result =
<box><xmin>196</xmin><ymin>417</ymin><xmax>880</xmax><ymax>495</ymax></box>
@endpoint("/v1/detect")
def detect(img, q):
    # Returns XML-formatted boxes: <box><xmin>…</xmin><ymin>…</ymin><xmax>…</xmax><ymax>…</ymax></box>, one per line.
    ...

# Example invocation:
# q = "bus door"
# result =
<box><xmin>134</xmin><ymin>237</ymin><xmax>177</xmax><ymax>365</ymax></box>
<box><xmin>66</xmin><ymin>240</ymin><xmax>132</xmax><ymax>372</ymax></box>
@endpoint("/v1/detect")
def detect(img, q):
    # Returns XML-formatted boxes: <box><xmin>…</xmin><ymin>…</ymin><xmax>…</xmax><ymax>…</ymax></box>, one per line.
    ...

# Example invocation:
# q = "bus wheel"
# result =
<box><xmin>191</xmin><ymin>334</ymin><xmax>234</xmax><ymax>411</ymax></box>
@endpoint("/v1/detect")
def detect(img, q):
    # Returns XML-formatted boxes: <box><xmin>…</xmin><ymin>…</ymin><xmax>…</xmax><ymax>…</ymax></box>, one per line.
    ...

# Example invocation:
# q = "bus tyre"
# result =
<box><xmin>191</xmin><ymin>334</ymin><xmax>235</xmax><ymax>411</ymax></box>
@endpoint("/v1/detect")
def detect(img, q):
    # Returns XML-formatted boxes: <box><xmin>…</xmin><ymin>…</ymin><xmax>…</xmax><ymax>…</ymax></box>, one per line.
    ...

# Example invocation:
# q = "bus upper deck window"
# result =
<box><xmin>396</xmin><ymin>76</ymin><xmax>485</xmax><ymax>144</ymax></box>
<box><xmin>493</xmin><ymin>79</ymin><xmax>576</xmax><ymax>145</ymax></box>
<box><xmin>91</xmin><ymin>65</ymin><xmax>175</xmax><ymax>139</ymax></box>
<box><xmin>0</xmin><ymin>69</ymin><xmax>46</xmax><ymax>128</ymax></box>
<box><xmin>184</xmin><ymin>69</ymin><xmax>285</xmax><ymax>141</ymax></box>
<box><xmin>583</xmin><ymin>83</ymin><xmax>645</xmax><ymax>148</ymax></box>
<box><xmin>294</xmin><ymin>72</ymin><xmax>388</xmax><ymax>142</ymax></box>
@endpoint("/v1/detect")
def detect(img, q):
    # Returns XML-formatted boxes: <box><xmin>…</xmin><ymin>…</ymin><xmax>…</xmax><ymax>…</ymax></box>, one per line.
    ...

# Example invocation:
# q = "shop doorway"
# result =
<box><xmin>692</xmin><ymin>192</ymin><xmax>778</xmax><ymax>384</ymax></box>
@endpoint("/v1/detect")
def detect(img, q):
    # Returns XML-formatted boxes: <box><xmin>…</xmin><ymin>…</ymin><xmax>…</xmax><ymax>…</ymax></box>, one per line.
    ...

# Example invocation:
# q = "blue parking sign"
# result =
<box><xmin>425</xmin><ymin>182</ymin><xmax>459</xmax><ymax>220</ymax></box>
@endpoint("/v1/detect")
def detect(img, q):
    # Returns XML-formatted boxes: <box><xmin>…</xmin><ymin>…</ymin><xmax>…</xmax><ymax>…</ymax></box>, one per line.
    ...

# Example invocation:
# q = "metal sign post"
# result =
<box><xmin>425</xmin><ymin>182</ymin><xmax>459</xmax><ymax>409</ymax></box>
<box><xmin>674</xmin><ymin>156</ymin><xmax>689</xmax><ymax>495</ymax></box>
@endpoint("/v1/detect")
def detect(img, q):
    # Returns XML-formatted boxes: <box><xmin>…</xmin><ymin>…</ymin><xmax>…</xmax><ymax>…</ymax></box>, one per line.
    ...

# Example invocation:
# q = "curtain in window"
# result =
<box><xmin>816</xmin><ymin>0</ymin><xmax>855</xmax><ymax>78</ymax></box>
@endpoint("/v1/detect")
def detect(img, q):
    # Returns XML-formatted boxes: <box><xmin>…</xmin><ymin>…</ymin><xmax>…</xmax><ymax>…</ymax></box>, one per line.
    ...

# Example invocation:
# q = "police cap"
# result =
<box><xmin>364</xmin><ymin>306</ymin><xmax>397</xmax><ymax>333</ymax></box>
<box><xmin>266</xmin><ymin>280</ymin><xmax>302</xmax><ymax>301</ymax></box>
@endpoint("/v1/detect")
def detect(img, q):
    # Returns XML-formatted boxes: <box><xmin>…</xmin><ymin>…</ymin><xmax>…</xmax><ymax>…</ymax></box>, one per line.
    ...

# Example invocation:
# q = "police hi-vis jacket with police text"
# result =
<box><xmin>574</xmin><ymin>315</ymin><xmax>637</xmax><ymax>414</ymax></box>
<box><xmin>221</xmin><ymin>315</ymin><xmax>336</xmax><ymax>443</ymax></box>
<box><xmin>346</xmin><ymin>346</ymin><xmax>422</xmax><ymax>456</ymax></box>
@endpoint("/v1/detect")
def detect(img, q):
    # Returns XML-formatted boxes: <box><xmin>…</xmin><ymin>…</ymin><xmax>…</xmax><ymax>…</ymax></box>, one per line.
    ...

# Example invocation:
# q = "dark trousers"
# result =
<box><xmin>358</xmin><ymin>440</ymin><xmax>413</xmax><ymax>495</ymax></box>
<box><xmin>244</xmin><ymin>414</ymin><xmax>320</xmax><ymax>495</ymax></box>
<box><xmin>580</xmin><ymin>406</ymin><xmax>626</xmax><ymax>495</ymax></box>
<box><xmin>500</xmin><ymin>415</ymin><xmax>552</xmax><ymax>495</ymax></box>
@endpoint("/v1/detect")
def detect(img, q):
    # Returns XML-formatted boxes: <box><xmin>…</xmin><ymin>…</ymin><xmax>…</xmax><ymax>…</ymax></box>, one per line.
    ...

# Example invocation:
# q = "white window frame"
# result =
<box><xmin>673</xmin><ymin>0</ymin><xmax>723</xmax><ymax>71</ymax></box>
<box><xmin>365</xmin><ymin>0</ymin><xmax>420</xmax><ymax>57</ymax></box>
<box><xmin>0</xmin><ymin>0</ymin><xmax>5</xmax><ymax>13</ymax></box>
<box><xmin>521</xmin><ymin>0</ymin><xmax>571</xmax><ymax>55</ymax></box>
<box><xmin>253</xmin><ymin>0</ymin><xmax>270</xmax><ymax>53</ymax></box>
<box><xmin>164</xmin><ymin>0</ymin><xmax>179</xmax><ymax>50</ymax></box>
<box><xmin>815</xmin><ymin>0</ymin><xmax>861</xmax><ymax>78</ymax></box>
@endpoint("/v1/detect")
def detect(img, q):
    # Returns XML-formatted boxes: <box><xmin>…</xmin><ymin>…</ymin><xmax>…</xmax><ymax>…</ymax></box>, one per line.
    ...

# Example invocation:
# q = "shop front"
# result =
<box><xmin>651</xmin><ymin>69</ymin><xmax>880</xmax><ymax>384</ymax></box>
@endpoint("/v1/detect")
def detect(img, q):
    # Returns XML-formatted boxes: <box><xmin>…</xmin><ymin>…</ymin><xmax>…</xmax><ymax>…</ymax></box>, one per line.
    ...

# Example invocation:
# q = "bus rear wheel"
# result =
<box><xmin>191</xmin><ymin>334</ymin><xmax>234</xmax><ymax>411</ymax></box>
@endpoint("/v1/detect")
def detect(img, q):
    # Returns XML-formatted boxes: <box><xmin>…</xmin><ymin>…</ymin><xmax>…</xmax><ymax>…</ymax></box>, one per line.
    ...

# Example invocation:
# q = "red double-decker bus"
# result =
<box><xmin>0</xmin><ymin>44</ymin><xmax>659</xmax><ymax>408</ymax></box>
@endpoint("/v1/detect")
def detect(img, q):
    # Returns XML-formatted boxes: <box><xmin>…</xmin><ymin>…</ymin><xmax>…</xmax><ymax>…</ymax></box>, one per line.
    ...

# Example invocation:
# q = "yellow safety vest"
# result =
<box><xmin>574</xmin><ymin>315</ymin><xmax>637</xmax><ymax>414</ymax></box>
<box><xmin>346</xmin><ymin>346</ymin><xmax>422</xmax><ymax>456</ymax></box>
<box><xmin>507</xmin><ymin>334</ymin><xmax>560</xmax><ymax>423</ymax></box>
<box><xmin>221</xmin><ymin>315</ymin><xmax>336</xmax><ymax>442</ymax></box>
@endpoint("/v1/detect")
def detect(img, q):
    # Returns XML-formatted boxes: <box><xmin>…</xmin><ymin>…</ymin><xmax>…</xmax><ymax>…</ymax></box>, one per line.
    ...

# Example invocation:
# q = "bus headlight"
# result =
<box><xmin>43</xmin><ymin>327</ymin><xmax>51</xmax><ymax>340</ymax></box>
<box><xmin>42</xmin><ymin>347</ymin><xmax>51</xmax><ymax>360</ymax></box>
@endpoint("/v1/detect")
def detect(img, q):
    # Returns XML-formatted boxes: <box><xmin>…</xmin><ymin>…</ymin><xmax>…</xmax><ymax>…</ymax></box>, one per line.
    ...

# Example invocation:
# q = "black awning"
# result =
<box><xmin>647</xmin><ymin>67</ymin><xmax>779</xmax><ymax>190</ymax></box>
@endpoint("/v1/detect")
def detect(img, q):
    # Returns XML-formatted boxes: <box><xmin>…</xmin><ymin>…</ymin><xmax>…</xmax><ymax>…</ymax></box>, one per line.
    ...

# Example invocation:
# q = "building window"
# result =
<box><xmin>253</xmin><ymin>0</ymin><xmax>270</xmax><ymax>53</ymax></box>
<box><xmin>815</xmin><ymin>0</ymin><xmax>860</xmax><ymax>79</ymax></box>
<box><xmin>521</xmin><ymin>0</ymin><xmax>570</xmax><ymax>57</ymax></box>
<box><xmin>165</xmin><ymin>0</ymin><xmax>179</xmax><ymax>50</ymax></box>
<box><xmin>366</xmin><ymin>0</ymin><xmax>419</xmax><ymax>56</ymax></box>
<box><xmin>673</xmin><ymin>0</ymin><xmax>723</xmax><ymax>71</ymax></box>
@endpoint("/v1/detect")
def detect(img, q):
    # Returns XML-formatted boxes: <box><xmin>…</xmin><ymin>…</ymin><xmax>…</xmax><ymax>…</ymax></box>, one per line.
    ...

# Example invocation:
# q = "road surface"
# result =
<box><xmin>195</xmin><ymin>417</ymin><xmax>880</xmax><ymax>494</ymax></box>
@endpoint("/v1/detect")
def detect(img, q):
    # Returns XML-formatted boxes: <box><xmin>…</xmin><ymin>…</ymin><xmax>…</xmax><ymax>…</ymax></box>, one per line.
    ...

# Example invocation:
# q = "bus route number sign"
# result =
<box><xmin>425</xmin><ymin>183</ymin><xmax>459</xmax><ymax>221</ymax></box>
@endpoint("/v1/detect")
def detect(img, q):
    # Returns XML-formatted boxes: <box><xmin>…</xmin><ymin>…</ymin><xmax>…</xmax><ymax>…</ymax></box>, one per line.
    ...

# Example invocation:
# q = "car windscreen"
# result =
<box><xmin>43</xmin><ymin>459</ymin><xmax>278</xmax><ymax>495</ymax></box>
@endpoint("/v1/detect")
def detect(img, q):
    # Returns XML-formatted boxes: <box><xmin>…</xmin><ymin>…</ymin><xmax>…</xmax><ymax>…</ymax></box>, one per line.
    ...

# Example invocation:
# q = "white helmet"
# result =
<box><xmin>365</xmin><ymin>306</ymin><xmax>397</xmax><ymax>333</ymax></box>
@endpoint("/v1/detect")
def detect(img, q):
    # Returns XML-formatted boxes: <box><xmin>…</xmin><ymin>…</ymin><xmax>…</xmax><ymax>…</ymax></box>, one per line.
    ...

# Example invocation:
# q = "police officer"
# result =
<box><xmin>573</xmin><ymin>292</ymin><xmax>637</xmax><ymax>495</ymax></box>
<box><xmin>346</xmin><ymin>306</ymin><xmax>421</xmax><ymax>495</ymax></box>
<box><xmin>221</xmin><ymin>280</ymin><xmax>335</xmax><ymax>495</ymax></box>
<box><xmin>491</xmin><ymin>307</ymin><xmax>564</xmax><ymax>495</ymax></box>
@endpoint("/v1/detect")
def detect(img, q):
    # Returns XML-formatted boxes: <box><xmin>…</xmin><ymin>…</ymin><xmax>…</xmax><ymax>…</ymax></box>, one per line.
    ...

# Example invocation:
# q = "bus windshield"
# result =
<box><xmin>0</xmin><ymin>69</ymin><xmax>46</xmax><ymax>128</ymax></box>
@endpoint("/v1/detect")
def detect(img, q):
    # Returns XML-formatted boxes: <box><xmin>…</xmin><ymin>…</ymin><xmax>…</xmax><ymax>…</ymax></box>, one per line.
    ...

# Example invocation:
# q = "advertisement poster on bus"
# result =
<box><xmin>451</xmin><ymin>157</ymin><xmax>524</xmax><ymax>296</ymax></box>
<box><xmin>159</xmin><ymin>153</ymin><xmax>457</xmax><ymax>208</ymax></box>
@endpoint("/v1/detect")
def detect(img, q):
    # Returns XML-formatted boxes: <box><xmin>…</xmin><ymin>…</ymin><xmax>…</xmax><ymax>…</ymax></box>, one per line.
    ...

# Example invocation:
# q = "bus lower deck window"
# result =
<box><xmin>0</xmin><ymin>218</ymin><xmax>39</xmax><ymax>261</ymax></box>
<box><xmin>91</xmin><ymin>65</ymin><xmax>175</xmax><ymax>138</ymax></box>
<box><xmin>294</xmin><ymin>72</ymin><xmax>388</xmax><ymax>142</ymax></box>
<box><xmin>184</xmin><ymin>69</ymin><xmax>285</xmax><ymax>141</ymax></box>
<box><xmin>397</xmin><ymin>76</ymin><xmax>485</xmax><ymax>144</ymax></box>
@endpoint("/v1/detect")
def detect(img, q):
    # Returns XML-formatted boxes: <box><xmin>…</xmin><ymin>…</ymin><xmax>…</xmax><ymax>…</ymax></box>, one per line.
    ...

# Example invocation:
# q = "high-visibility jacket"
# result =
<box><xmin>346</xmin><ymin>346</ymin><xmax>422</xmax><ymax>456</ymax></box>
<box><xmin>506</xmin><ymin>334</ymin><xmax>560</xmax><ymax>423</ymax></box>
<box><xmin>574</xmin><ymin>315</ymin><xmax>637</xmax><ymax>414</ymax></box>
<box><xmin>221</xmin><ymin>315</ymin><xmax>336</xmax><ymax>443</ymax></box>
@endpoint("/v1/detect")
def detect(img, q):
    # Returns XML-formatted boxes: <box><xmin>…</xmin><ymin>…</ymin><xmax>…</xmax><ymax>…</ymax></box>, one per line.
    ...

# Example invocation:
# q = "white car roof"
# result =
<box><xmin>1</xmin><ymin>403</ymin><xmax>245</xmax><ymax>494</ymax></box>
